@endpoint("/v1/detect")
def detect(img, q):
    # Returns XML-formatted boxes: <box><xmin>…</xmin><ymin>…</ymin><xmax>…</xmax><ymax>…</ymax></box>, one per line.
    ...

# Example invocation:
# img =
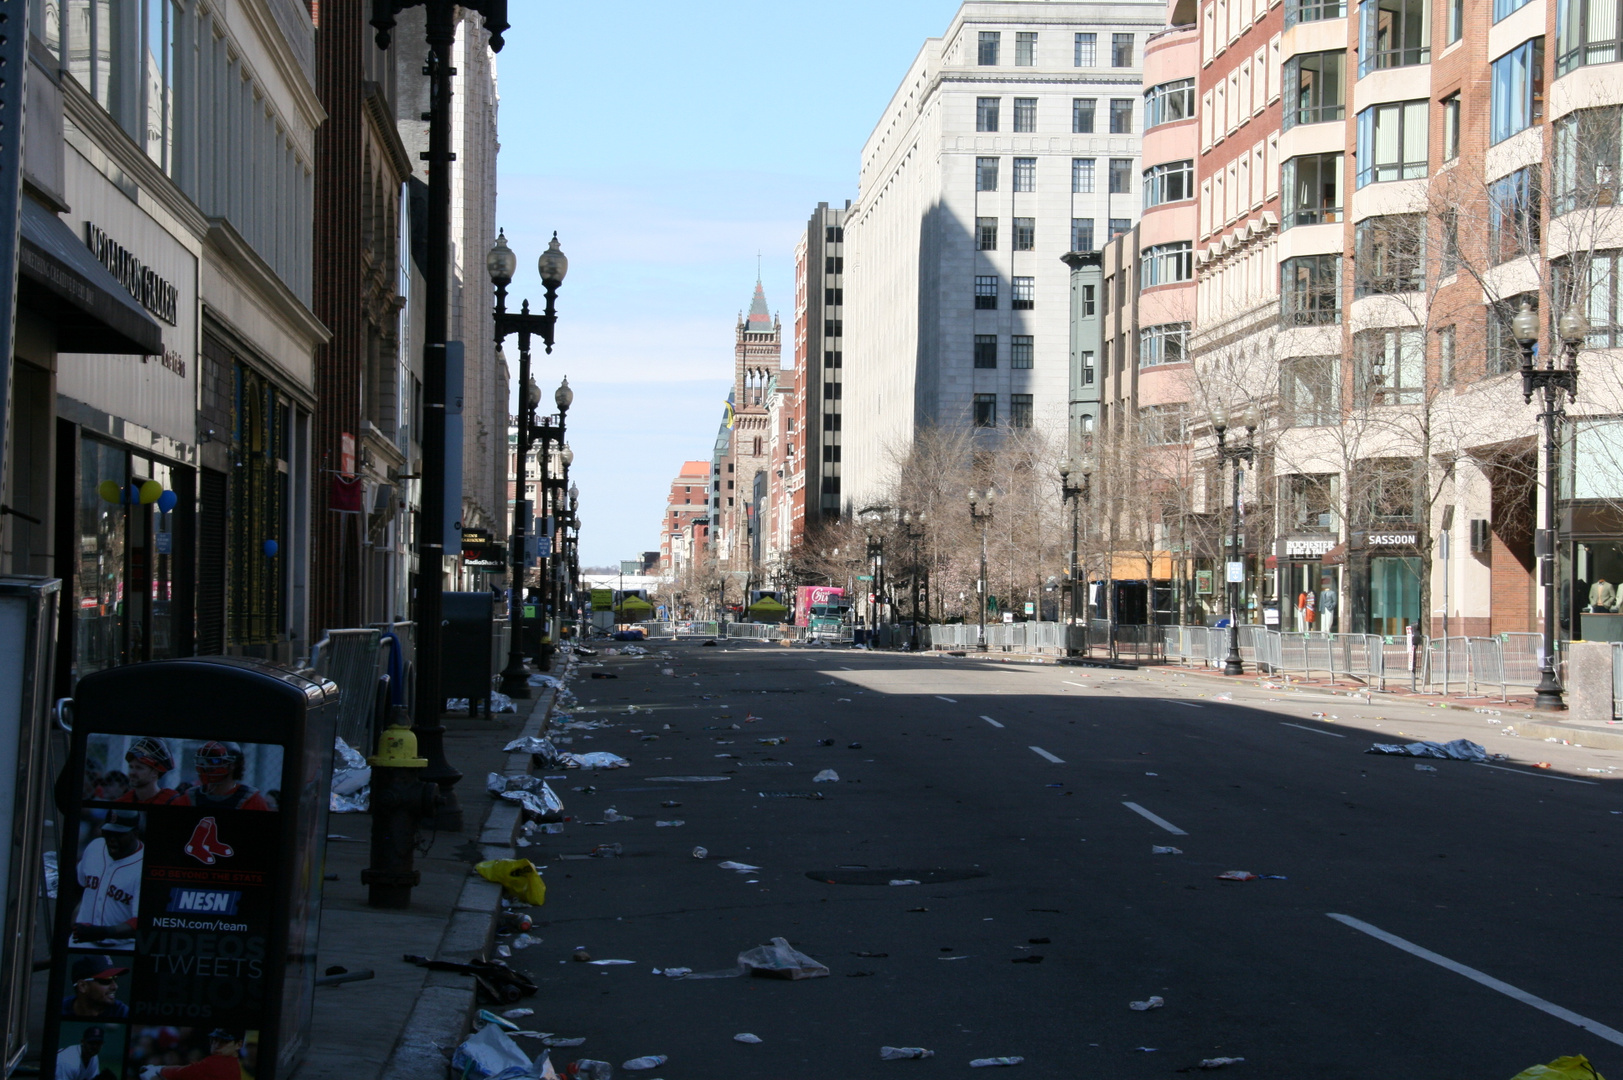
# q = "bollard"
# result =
<box><xmin>361</xmin><ymin>712</ymin><xmax>442</xmax><ymax>909</ymax></box>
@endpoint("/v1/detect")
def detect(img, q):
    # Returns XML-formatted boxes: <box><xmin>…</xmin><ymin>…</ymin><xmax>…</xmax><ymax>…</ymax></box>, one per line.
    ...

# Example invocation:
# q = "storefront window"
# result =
<box><xmin>230</xmin><ymin>364</ymin><xmax>289</xmax><ymax>648</ymax></box>
<box><xmin>1571</xmin><ymin>540</ymin><xmax>1623</xmax><ymax>640</ymax></box>
<box><xmin>1369</xmin><ymin>555</ymin><xmax>1421</xmax><ymax>637</ymax></box>
<box><xmin>76</xmin><ymin>437</ymin><xmax>127</xmax><ymax>680</ymax></box>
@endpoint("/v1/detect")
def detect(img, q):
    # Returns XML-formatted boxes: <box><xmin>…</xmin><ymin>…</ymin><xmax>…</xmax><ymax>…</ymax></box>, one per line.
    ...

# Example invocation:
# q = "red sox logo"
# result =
<box><xmin>183</xmin><ymin>816</ymin><xmax>234</xmax><ymax>865</ymax></box>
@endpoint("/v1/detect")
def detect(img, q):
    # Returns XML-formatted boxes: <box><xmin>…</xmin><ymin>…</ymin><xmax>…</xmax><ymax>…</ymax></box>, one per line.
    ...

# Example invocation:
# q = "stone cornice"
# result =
<box><xmin>237</xmin><ymin>0</ymin><xmax>327</xmax><ymax>135</ymax></box>
<box><xmin>205</xmin><ymin>216</ymin><xmax>331</xmax><ymax>348</ymax></box>
<box><xmin>62</xmin><ymin>78</ymin><xmax>210</xmax><ymax>241</ymax></box>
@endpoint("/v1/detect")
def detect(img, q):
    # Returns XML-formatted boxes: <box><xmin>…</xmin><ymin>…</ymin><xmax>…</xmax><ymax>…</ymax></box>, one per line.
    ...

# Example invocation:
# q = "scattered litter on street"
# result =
<box><xmin>717</xmin><ymin>861</ymin><xmax>761</xmax><ymax>872</ymax></box>
<box><xmin>1216</xmin><ymin>871</ymin><xmax>1258</xmax><ymax>882</ymax></box>
<box><xmin>644</xmin><ymin>776</ymin><xmax>732</xmax><ymax>782</ymax></box>
<box><xmin>1151</xmin><ymin>846</ymin><xmax>1183</xmax><ymax>855</ymax></box>
<box><xmin>691</xmin><ymin>846</ymin><xmax>709</xmax><ymax>859</ymax></box>
<box><xmin>654</xmin><ymin>966</ymin><xmax>692</xmax><ymax>977</ymax></box>
<box><xmin>589</xmin><ymin>843</ymin><xmax>622</xmax><ymax>858</ymax></box>
<box><xmin>889</xmin><ymin>879</ymin><xmax>921</xmax><ymax>886</ymax></box>
<box><xmin>1366</xmin><ymin>739</ymin><xmax>1497</xmax><ymax>762</ymax></box>
<box><xmin>622</xmin><ymin>1055</ymin><xmax>668</xmax><ymax>1070</ymax></box>
<box><xmin>655</xmin><ymin>819</ymin><xmax>685</xmax><ymax>827</ymax></box>
<box><xmin>476</xmin><ymin>859</ymin><xmax>548</xmax><ymax>905</ymax></box>
<box><xmin>502</xmin><ymin>1008</ymin><xmax>535</xmax><ymax>1020</ymax></box>
<box><xmin>570</xmin><ymin>752</ymin><xmax>631</xmax><ymax>770</ymax></box>
<box><xmin>1130</xmin><ymin>996</ymin><xmax>1165</xmax><ymax>1011</ymax></box>
<box><xmin>567</xmin><ymin>1060</ymin><xmax>613</xmax><ymax>1078</ymax></box>
<box><xmin>969</xmin><ymin>1057</ymin><xmax>1024</xmax><ymax>1067</ymax></box>
<box><xmin>1415</xmin><ymin>763</ymin><xmax>1438</xmax><ymax>773</ymax></box>
<box><xmin>757</xmin><ymin>790</ymin><xmax>825</xmax><ymax>799</ymax></box>
<box><xmin>510</xmin><ymin>934</ymin><xmax>540</xmax><ymax>950</ymax></box>
<box><xmin>813</xmin><ymin>769</ymin><xmax>840</xmax><ymax>782</ymax></box>
<box><xmin>1010</xmin><ymin>955</ymin><xmax>1043</xmax><ymax>964</ymax></box>
<box><xmin>1508</xmin><ymin>1054</ymin><xmax>1605</xmax><ymax>1080</ymax></box>
<box><xmin>330</xmin><ymin>737</ymin><xmax>371</xmax><ymax>813</ymax></box>
<box><xmin>1197</xmin><ymin>1057</ymin><xmax>1246</xmax><ymax>1069</ymax></box>
<box><xmin>450</xmin><ymin>1024</ymin><xmax>530</xmax><ymax>1079</ymax></box>
<box><xmin>734</xmin><ymin>1033</ymin><xmax>763</xmax><ymax>1044</ymax></box>
<box><xmin>587</xmin><ymin>959</ymin><xmax>635</xmax><ymax>966</ymax></box>
<box><xmin>738</xmin><ymin>936</ymin><xmax>830</xmax><ymax>979</ymax></box>
<box><xmin>478</xmin><ymin>1009</ymin><xmax>520</xmax><ymax>1031</ymax></box>
<box><xmin>880</xmin><ymin>1047</ymin><xmax>935</xmax><ymax>1060</ymax></box>
<box><xmin>589</xmin><ymin>672</ymin><xmax>618</xmax><ymax>679</ymax></box>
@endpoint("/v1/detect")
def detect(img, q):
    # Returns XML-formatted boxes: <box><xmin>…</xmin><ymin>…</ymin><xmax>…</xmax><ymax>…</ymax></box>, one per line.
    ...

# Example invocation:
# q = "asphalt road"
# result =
<box><xmin>506</xmin><ymin>640</ymin><xmax>1623</xmax><ymax>1078</ymax></box>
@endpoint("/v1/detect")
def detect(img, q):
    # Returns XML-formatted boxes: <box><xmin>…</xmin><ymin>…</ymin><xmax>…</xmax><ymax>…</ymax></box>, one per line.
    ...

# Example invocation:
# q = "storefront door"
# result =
<box><xmin>1369</xmin><ymin>556</ymin><xmax>1421</xmax><ymax>638</ymax></box>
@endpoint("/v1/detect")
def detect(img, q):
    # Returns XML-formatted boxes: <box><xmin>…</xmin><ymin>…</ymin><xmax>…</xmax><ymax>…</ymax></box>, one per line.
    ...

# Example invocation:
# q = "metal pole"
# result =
<box><xmin>978</xmin><ymin>521</ymin><xmax>988</xmax><ymax>652</ymax></box>
<box><xmin>497</xmin><ymin>308</ymin><xmax>532</xmax><ymax>698</ymax></box>
<box><xmin>412</xmin><ymin>1</ymin><xmax>460</xmax><ymax>829</ymax></box>
<box><xmin>1534</xmin><ymin>381</ymin><xmax>1565</xmax><ymax>708</ymax></box>
<box><xmin>1069</xmin><ymin>492</ymin><xmax>1079</xmax><ymax>657</ymax></box>
<box><xmin>1224</xmin><ymin>439</ymin><xmax>1245</xmax><ymax>676</ymax></box>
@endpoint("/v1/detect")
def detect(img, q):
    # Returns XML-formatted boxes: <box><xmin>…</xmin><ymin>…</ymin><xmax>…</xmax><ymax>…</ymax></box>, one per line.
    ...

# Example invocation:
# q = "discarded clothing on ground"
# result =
<box><xmin>1365</xmin><ymin>738</ymin><xmax>1493</xmax><ymax>761</ymax></box>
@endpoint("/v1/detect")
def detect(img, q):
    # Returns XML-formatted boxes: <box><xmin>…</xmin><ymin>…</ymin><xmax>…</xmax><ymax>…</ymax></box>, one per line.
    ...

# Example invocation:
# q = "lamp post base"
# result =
<box><xmin>497</xmin><ymin>662</ymin><xmax>533</xmax><ymax>699</ymax></box>
<box><xmin>1532</xmin><ymin>670</ymin><xmax>1566</xmax><ymax>711</ymax></box>
<box><xmin>1223</xmin><ymin>657</ymin><xmax>1245</xmax><ymax>676</ymax></box>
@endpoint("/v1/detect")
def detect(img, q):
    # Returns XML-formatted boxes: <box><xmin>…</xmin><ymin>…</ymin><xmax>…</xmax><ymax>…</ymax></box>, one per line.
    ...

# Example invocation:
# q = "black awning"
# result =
<box><xmin>17</xmin><ymin>198</ymin><xmax>165</xmax><ymax>355</ymax></box>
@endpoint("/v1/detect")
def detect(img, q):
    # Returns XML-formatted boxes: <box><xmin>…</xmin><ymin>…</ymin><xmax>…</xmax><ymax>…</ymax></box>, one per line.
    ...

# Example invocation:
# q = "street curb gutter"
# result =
<box><xmin>379</xmin><ymin>673</ymin><xmax>563</xmax><ymax>1080</ymax></box>
<box><xmin>1512</xmin><ymin>718</ymin><xmax>1623</xmax><ymax>751</ymax></box>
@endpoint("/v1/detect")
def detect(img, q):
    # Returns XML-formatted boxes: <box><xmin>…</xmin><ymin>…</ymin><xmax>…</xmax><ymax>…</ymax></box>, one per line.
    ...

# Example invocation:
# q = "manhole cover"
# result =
<box><xmin>806</xmin><ymin>868</ymin><xmax>990</xmax><ymax>886</ymax></box>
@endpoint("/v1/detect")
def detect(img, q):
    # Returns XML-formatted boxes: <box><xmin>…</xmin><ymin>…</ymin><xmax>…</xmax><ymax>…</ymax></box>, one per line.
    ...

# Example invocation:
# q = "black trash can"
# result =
<box><xmin>45</xmin><ymin>658</ymin><xmax>338</xmax><ymax>1080</ymax></box>
<box><xmin>443</xmin><ymin>591</ymin><xmax>496</xmax><ymax>714</ymax></box>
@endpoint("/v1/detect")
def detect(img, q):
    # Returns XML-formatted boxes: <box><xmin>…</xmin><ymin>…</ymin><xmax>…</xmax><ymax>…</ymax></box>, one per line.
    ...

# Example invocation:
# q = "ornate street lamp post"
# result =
<box><xmin>1211</xmin><ymin>402</ymin><xmax>1258</xmax><ymax>676</ymax></box>
<box><xmin>967</xmin><ymin>489</ymin><xmax>996</xmax><ymax>651</ymax></box>
<box><xmin>902</xmin><ymin>510</ymin><xmax>927</xmax><ymax>650</ymax></box>
<box><xmin>490</xmin><ymin>231</ymin><xmax>566</xmax><ymax>698</ymax></box>
<box><xmin>1058</xmin><ymin>453</ymin><xmax>1094</xmax><ymax>657</ymax></box>
<box><xmin>1513</xmin><ymin>297</ymin><xmax>1586</xmax><ymax>710</ymax></box>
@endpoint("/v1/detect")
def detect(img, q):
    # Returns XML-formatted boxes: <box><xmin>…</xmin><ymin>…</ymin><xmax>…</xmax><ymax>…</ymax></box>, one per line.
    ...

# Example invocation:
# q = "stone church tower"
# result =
<box><xmin>717</xmin><ymin>280</ymin><xmax>780</xmax><ymax>576</ymax></box>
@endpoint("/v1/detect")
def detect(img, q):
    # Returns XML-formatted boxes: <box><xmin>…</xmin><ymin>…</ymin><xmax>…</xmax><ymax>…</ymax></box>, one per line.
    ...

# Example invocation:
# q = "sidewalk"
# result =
<box><xmin>292</xmin><ymin>676</ymin><xmax>560</xmax><ymax>1080</ymax></box>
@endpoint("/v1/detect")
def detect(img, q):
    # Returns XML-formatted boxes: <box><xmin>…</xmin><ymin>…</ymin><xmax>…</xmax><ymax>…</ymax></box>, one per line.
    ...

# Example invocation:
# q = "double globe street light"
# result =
<box><xmin>1211</xmin><ymin>401</ymin><xmax>1259</xmax><ymax>677</ymax></box>
<box><xmin>488</xmin><ymin>229</ymin><xmax>569</xmax><ymax>698</ymax></box>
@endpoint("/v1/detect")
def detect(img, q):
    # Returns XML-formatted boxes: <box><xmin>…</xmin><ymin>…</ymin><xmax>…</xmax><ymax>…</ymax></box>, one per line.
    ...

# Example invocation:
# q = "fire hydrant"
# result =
<box><xmin>361</xmin><ymin>714</ymin><xmax>442</xmax><ymax>909</ymax></box>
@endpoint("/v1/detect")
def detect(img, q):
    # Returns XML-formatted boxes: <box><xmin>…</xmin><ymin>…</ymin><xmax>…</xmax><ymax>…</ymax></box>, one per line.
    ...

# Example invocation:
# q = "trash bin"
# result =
<box><xmin>45</xmin><ymin>657</ymin><xmax>338</xmax><ymax>1080</ymax></box>
<box><xmin>443</xmin><ymin>591</ymin><xmax>496</xmax><ymax>714</ymax></box>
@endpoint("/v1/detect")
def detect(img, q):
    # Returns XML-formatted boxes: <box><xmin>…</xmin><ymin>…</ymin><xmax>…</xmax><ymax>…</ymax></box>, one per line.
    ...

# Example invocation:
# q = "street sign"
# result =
<box><xmin>857</xmin><ymin>575</ymin><xmax>873</xmax><ymax>581</ymax></box>
<box><xmin>1226</xmin><ymin>561</ymin><xmax>1245</xmax><ymax>583</ymax></box>
<box><xmin>1023</xmin><ymin>602</ymin><xmax>1035</xmax><ymax>615</ymax></box>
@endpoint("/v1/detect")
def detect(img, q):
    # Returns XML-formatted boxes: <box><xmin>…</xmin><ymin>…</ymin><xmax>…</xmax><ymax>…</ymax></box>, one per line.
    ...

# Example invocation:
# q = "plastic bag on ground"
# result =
<box><xmin>1366</xmin><ymin>738</ymin><xmax>1490</xmax><ymax>761</ymax></box>
<box><xmin>813</xmin><ymin>769</ymin><xmax>840</xmax><ymax>783</ymax></box>
<box><xmin>476</xmin><ymin>858</ymin><xmax>548</xmax><ymax>905</ymax></box>
<box><xmin>737</xmin><ymin>936</ymin><xmax>829</xmax><ymax>980</ymax></box>
<box><xmin>969</xmin><ymin>1058</ymin><xmax>1024</xmax><ymax>1067</ymax></box>
<box><xmin>331</xmin><ymin>737</ymin><xmax>372</xmax><ymax>812</ymax></box>
<box><xmin>881</xmin><ymin>1047</ymin><xmax>935</xmax><ymax>1060</ymax></box>
<box><xmin>491</xmin><ymin>692</ymin><xmax>518</xmax><ymax>713</ymax></box>
<box><xmin>621</xmin><ymin>1056</ymin><xmax>666</xmax><ymax>1070</ymax></box>
<box><xmin>528</xmin><ymin>673</ymin><xmax>564</xmax><ymax>689</ymax></box>
<box><xmin>451</xmin><ymin>1022</ymin><xmax>531</xmax><ymax>1079</ymax></box>
<box><xmin>566</xmin><ymin>751</ymin><xmax>631</xmax><ymax>770</ymax></box>
<box><xmin>1509</xmin><ymin>1056</ymin><xmax>1606</xmax><ymax>1080</ymax></box>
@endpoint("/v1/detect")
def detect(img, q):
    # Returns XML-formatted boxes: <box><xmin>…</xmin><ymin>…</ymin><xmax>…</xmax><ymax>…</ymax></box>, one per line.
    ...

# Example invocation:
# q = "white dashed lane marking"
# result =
<box><xmin>1029</xmin><ymin>746</ymin><xmax>1065</xmax><ymax>764</ymax></box>
<box><xmin>936</xmin><ymin>696</ymin><xmax>958</xmax><ymax>703</ymax></box>
<box><xmin>1279</xmin><ymin>721</ymin><xmax>1346</xmax><ymax>737</ymax></box>
<box><xmin>981</xmin><ymin>716</ymin><xmax>1005</xmax><ymax>729</ymax></box>
<box><xmin>1122</xmin><ymin>801</ymin><xmax>1187</xmax><ymax>836</ymax></box>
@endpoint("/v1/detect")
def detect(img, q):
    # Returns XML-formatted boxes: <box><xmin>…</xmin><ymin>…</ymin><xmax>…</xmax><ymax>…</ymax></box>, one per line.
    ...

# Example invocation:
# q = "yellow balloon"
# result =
<box><xmin>139</xmin><ymin>479</ymin><xmax>163</xmax><ymax>505</ymax></box>
<box><xmin>98</xmin><ymin>480</ymin><xmax>122</xmax><ymax>504</ymax></box>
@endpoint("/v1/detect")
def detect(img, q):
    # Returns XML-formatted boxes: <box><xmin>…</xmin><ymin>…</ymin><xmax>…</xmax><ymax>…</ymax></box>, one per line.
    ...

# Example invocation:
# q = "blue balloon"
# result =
<box><xmin>126</xmin><ymin>484</ymin><xmax>142</xmax><ymax>506</ymax></box>
<box><xmin>263</xmin><ymin>539</ymin><xmax>279</xmax><ymax>557</ymax></box>
<box><xmin>157</xmin><ymin>489</ymin><xmax>179</xmax><ymax>513</ymax></box>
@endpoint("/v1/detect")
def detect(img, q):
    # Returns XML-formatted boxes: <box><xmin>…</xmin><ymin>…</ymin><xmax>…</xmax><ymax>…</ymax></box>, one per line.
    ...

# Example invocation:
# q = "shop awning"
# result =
<box><xmin>17</xmin><ymin>198</ymin><xmax>164</xmax><ymax>355</ymax></box>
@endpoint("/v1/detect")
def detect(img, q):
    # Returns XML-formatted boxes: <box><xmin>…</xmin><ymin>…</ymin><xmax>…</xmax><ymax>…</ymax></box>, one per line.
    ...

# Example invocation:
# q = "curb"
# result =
<box><xmin>379</xmin><ymin>672</ymin><xmax>562</xmax><ymax>1080</ymax></box>
<box><xmin>1512</xmin><ymin>718</ymin><xmax>1623</xmax><ymax>751</ymax></box>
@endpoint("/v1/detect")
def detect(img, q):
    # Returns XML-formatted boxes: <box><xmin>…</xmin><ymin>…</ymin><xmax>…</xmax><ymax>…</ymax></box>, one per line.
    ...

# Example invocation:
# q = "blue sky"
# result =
<box><xmin>493</xmin><ymin>0</ymin><xmax>960</xmax><ymax>566</ymax></box>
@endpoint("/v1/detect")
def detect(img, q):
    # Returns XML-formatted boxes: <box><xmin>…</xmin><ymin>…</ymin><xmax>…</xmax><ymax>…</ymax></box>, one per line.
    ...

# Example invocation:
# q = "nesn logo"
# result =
<box><xmin>166</xmin><ymin>887</ymin><xmax>241</xmax><ymax>915</ymax></box>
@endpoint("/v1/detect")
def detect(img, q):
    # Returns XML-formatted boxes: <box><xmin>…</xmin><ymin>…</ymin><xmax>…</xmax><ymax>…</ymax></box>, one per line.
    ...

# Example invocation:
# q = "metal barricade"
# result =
<box><xmin>1466</xmin><ymin>637</ymin><xmax>1509</xmax><ymax>701</ymax></box>
<box><xmin>1614</xmin><ymin>642</ymin><xmax>1623</xmax><ymax>720</ymax></box>
<box><xmin>1499</xmin><ymin>633</ymin><xmax>1549</xmax><ymax>691</ymax></box>
<box><xmin>1424</xmin><ymin>636</ymin><xmax>1471</xmax><ymax>695</ymax></box>
<box><xmin>310</xmin><ymin>627</ymin><xmax>384</xmax><ymax>751</ymax></box>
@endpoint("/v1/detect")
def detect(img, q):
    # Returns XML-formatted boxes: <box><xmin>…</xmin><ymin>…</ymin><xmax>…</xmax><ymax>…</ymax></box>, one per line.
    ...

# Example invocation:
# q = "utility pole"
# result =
<box><xmin>371</xmin><ymin>0</ymin><xmax>510</xmax><ymax>830</ymax></box>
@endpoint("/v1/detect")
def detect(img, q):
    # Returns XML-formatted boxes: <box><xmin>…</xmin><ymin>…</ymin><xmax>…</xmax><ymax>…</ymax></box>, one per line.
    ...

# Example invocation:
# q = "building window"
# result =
<box><xmin>1109</xmin><ymin>158</ymin><xmax>1132</xmax><ymax>193</ymax></box>
<box><xmin>1491</xmin><ymin>38</ymin><xmax>1545</xmax><ymax>144</ymax></box>
<box><xmin>1010</xmin><ymin>394</ymin><xmax>1035</xmax><ymax>428</ymax></box>
<box><xmin>1282</xmin><ymin>153</ymin><xmax>1344</xmax><ymax>227</ymax></box>
<box><xmin>978</xmin><ymin>217</ymin><xmax>999</xmax><ymax>250</ymax></box>
<box><xmin>974</xmin><ymin>333</ymin><xmax>999</xmax><ymax>367</ymax></box>
<box><xmin>1112</xmin><ymin>32</ymin><xmax>1135</xmax><ymax>66</ymax></box>
<box><xmin>1016</xmin><ymin>31</ymin><xmax>1037</xmax><ymax>65</ymax></box>
<box><xmin>1075</xmin><ymin>32</ymin><xmax>1097</xmax><ymax>65</ymax></box>
<box><xmin>1442</xmin><ymin>94</ymin><xmax>1461</xmax><ymax>160</ymax></box>
<box><xmin>825</xmin><ymin>318</ymin><xmax>844</xmax><ymax>337</ymax></box>
<box><xmin>1013</xmin><ymin>158</ymin><xmax>1037</xmax><ymax>192</ymax></box>
<box><xmin>826</xmin><ymin>226</ymin><xmax>844</xmax><ymax>243</ymax></box>
<box><xmin>1140</xmin><ymin>404</ymin><xmax>1188</xmax><ymax>445</ymax></box>
<box><xmin>1354</xmin><ymin>459</ymin><xmax>1421</xmax><ymax>523</ymax></box>
<box><xmin>1280</xmin><ymin>254</ymin><xmax>1343</xmax><ymax>325</ymax></box>
<box><xmin>977</xmin><ymin>157</ymin><xmax>1000</xmax><ymax>191</ymax></box>
<box><xmin>1082</xmin><ymin>284</ymin><xmax>1097</xmax><ymax>315</ymax></box>
<box><xmin>1072</xmin><ymin>158</ymin><xmax>1096</xmax><ymax>193</ymax></box>
<box><xmin>826</xmin><ymin>350</ymin><xmax>844</xmax><ymax>367</ymax></box>
<box><xmin>1140</xmin><ymin>242</ymin><xmax>1193</xmax><ymax>287</ymax></box>
<box><xmin>1440</xmin><ymin>206</ymin><xmax>1460</xmax><ymax>276</ymax></box>
<box><xmin>825</xmin><ymin>287</ymin><xmax>844</xmax><ymax>305</ymax></box>
<box><xmin>1355</xmin><ymin>100</ymin><xmax>1428</xmax><ymax>186</ymax></box>
<box><xmin>979</xmin><ymin>30</ymin><xmax>1001</xmax><ymax>65</ymax></box>
<box><xmin>977</xmin><ymin>97</ymin><xmax>1001</xmax><ymax>132</ymax></box>
<box><xmin>1449</xmin><ymin>0</ymin><xmax>1465</xmax><ymax>39</ymax></box>
<box><xmin>1439</xmin><ymin>325</ymin><xmax>1456</xmax><ymax>386</ymax></box>
<box><xmin>1110</xmin><ymin>218</ymin><xmax>1132</xmax><ymax>240</ymax></box>
<box><xmin>1012</xmin><ymin>277</ymin><xmax>1036</xmax><ymax>308</ymax></box>
<box><xmin>1554</xmin><ymin>251</ymin><xmax>1623</xmax><ymax>348</ymax></box>
<box><xmin>1496</xmin><ymin>0</ymin><xmax>1532</xmax><ymax>18</ymax></box>
<box><xmin>1358</xmin><ymin>0</ymin><xmax>1432</xmax><ymax>75</ymax></box>
<box><xmin>826</xmin><ymin>255</ymin><xmax>845</xmax><ymax>274</ymax></box>
<box><xmin>1282</xmin><ymin>356</ymin><xmax>1340</xmax><ymax>426</ymax></box>
<box><xmin>1354</xmin><ymin>328</ymin><xmax>1426</xmax><ymax>404</ymax></box>
<box><xmin>1014</xmin><ymin>97</ymin><xmax>1038</xmax><ymax>132</ymax></box>
<box><xmin>1139</xmin><ymin>322</ymin><xmax>1191</xmax><ymax>366</ymax></box>
<box><xmin>1285</xmin><ymin>0</ymin><xmax>1347</xmax><ymax>27</ymax></box>
<box><xmin>975</xmin><ymin>276</ymin><xmax>1000</xmax><ymax>309</ymax></box>
<box><xmin>1489</xmin><ymin>166</ymin><xmax>1541</xmax><ymax>265</ymax></box>
<box><xmin>1144</xmin><ymin>78</ymin><xmax>1196</xmax><ymax>127</ymax></box>
<box><xmin>1558</xmin><ymin>0</ymin><xmax>1623</xmax><ymax>74</ymax></box>
<box><xmin>1354</xmin><ymin>215</ymin><xmax>1426</xmax><ymax>295</ymax></box>
<box><xmin>1143</xmin><ymin>160</ymin><xmax>1195</xmax><ymax>208</ymax></box>
<box><xmin>1283</xmin><ymin>474</ymin><xmax>1340</xmax><ymax>531</ymax></box>
<box><xmin>1011</xmin><ymin>335</ymin><xmax>1034</xmax><ymax>368</ymax></box>
<box><xmin>1109</xmin><ymin>99</ymin><xmax>1134</xmax><ymax>133</ymax></box>
<box><xmin>1283</xmin><ymin>52</ymin><xmax>1345</xmax><ymax>131</ymax></box>
<box><xmin>1013</xmin><ymin>218</ymin><xmax>1036</xmax><ymax>250</ymax></box>
<box><xmin>1073</xmin><ymin>98</ymin><xmax>1097</xmax><ymax>132</ymax></box>
<box><xmin>1081</xmin><ymin>350</ymin><xmax>1096</xmax><ymax>385</ymax></box>
<box><xmin>1553</xmin><ymin>107</ymin><xmax>1623</xmax><ymax>214</ymax></box>
<box><xmin>1072</xmin><ymin>218</ymin><xmax>1095</xmax><ymax>251</ymax></box>
<box><xmin>974</xmin><ymin>394</ymin><xmax>999</xmax><ymax>427</ymax></box>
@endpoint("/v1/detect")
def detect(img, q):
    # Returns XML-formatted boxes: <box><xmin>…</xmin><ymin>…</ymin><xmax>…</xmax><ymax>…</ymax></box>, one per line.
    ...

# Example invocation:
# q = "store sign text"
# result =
<box><xmin>85</xmin><ymin>222</ymin><xmax>179</xmax><ymax>324</ymax></box>
<box><xmin>1368</xmin><ymin>532</ymin><xmax>1418</xmax><ymax>546</ymax></box>
<box><xmin>1284</xmin><ymin>538</ymin><xmax>1336</xmax><ymax>558</ymax></box>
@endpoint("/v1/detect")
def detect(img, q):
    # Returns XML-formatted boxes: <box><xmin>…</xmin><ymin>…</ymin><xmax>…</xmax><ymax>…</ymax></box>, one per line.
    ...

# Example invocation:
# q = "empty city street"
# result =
<box><xmin>510</xmin><ymin>642</ymin><xmax>1623</xmax><ymax>1077</ymax></box>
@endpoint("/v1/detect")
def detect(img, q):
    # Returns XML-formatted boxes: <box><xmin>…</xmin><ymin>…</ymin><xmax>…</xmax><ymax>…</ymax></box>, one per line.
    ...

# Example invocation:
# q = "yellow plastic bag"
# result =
<box><xmin>1510</xmin><ymin>1056</ymin><xmax>1605</xmax><ymax>1080</ymax></box>
<box><xmin>475</xmin><ymin>858</ymin><xmax>547</xmax><ymax>906</ymax></box>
